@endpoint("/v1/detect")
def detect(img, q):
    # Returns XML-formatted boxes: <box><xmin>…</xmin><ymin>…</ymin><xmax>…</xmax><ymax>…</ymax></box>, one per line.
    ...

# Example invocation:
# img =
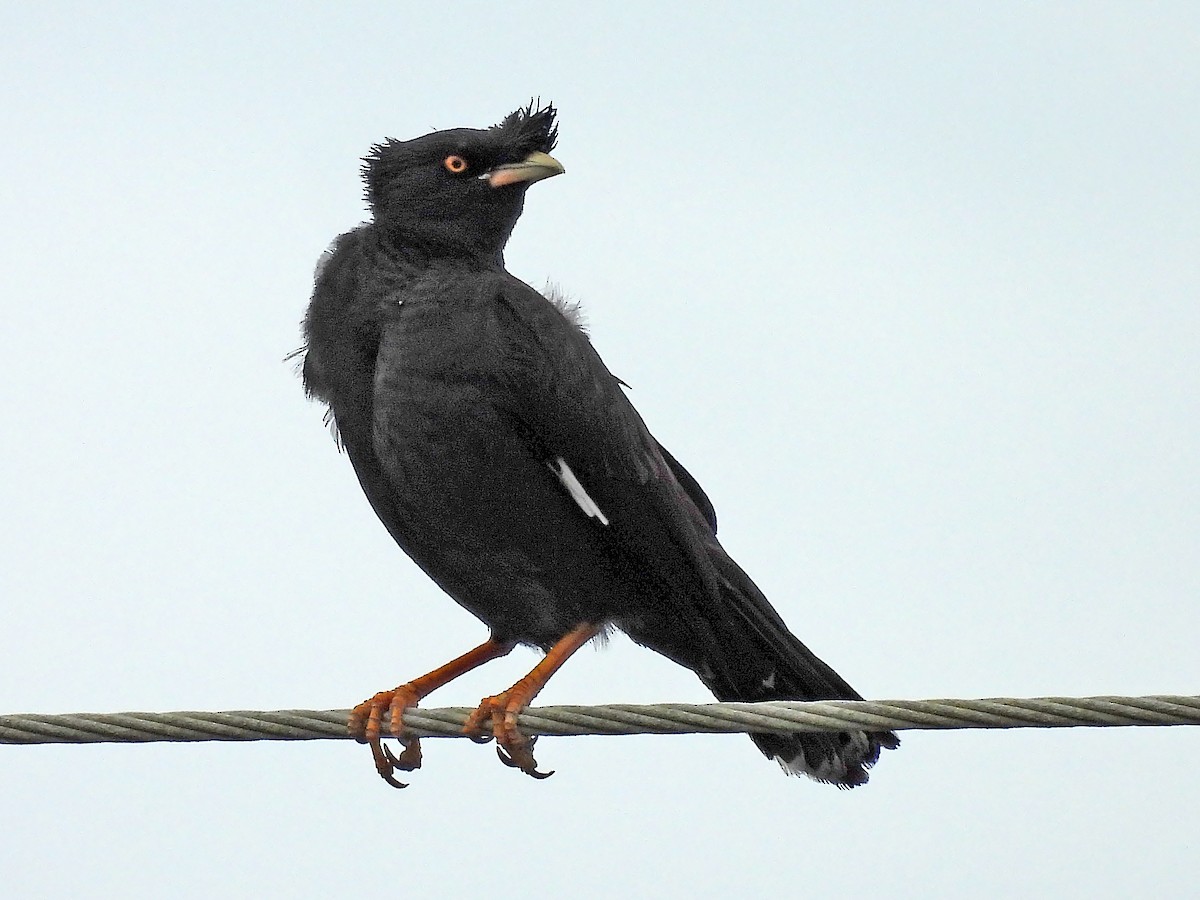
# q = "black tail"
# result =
<box><xmin>629</xmin><ymin>549</ymin><xmax>898</xmax><ymax>787</ymax></box>
<box><xmin>709</xmin><ymin>553</ymin><xmax>898</xmax><ymax>786</ymax></box>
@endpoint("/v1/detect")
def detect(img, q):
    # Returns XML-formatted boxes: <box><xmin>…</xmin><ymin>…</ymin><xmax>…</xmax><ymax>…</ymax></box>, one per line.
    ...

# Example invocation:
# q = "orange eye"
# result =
<box><xmin>443</xmin><ymin>155</ymin><xmax>468</xmax><ymax>174</ymax></box>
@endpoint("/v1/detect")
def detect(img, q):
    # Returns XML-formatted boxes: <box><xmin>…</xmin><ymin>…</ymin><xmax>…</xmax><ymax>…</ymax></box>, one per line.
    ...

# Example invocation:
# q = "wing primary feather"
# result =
<box><xmin>548</xmin><ymin>456</ymin><xmax>610</xmax><ymax>526</ymax></box>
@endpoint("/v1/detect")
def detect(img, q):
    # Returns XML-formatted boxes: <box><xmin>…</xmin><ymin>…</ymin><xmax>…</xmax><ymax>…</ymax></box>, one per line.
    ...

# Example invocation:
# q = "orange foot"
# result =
<box><xmin>463</xmin><ymin>692</ymin><xmax>553</xmax><ymax>780</ymax></box>
<box><xmin>348</xmin><ymin>686</ymin><xmax>423</xmax><ymax>789</ymax></box>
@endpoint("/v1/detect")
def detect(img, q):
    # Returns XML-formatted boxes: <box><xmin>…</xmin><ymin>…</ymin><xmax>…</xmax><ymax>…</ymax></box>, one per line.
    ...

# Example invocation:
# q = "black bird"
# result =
<box><xmin>301</xmin><ymin>102</ymin><xmax>897</xmax><ymax>788</ymax></box>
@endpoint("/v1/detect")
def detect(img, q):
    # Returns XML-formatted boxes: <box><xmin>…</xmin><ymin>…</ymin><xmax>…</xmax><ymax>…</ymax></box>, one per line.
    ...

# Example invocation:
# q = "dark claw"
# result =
<box><xmin>495</xmin><ymin>744</ymin><xmax>554</xmax><ymax>780</ymax></box>
<box><xmin>496</xmin><ymin>745</ymin><xmax>518</xmax><ymax>768</ymax></box>
<box><xmin>380</xmin><ymin>771</ymin><xmax>410</xmax><ymax>789</ymax></box>
<box><xmin>370</xmin><ymin>739</ymin><xmax>409</xmax><ymax>789</ymax></box>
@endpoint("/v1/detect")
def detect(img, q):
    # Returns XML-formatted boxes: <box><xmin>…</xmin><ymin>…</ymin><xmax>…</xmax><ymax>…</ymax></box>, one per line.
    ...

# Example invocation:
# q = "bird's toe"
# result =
<box><xmin>464</xmin><ymin>693</ymin><xmax>554</xmax><ymax>779</ymax></box>
<box><xmin>349</xmin><ymin>686</ymin><xmax>424</xmax><ymax>788</ymax></box>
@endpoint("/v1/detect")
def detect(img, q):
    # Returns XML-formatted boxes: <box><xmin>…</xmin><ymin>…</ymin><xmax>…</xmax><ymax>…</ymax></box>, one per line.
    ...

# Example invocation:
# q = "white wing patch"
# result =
<box><xmin>549</xmin><ymin>456</ymin><xmax>610</xmax><ymax>526</ymax></box>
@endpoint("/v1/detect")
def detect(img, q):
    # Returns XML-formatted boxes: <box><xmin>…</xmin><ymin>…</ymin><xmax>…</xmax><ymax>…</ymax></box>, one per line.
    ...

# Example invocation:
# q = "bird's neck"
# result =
<box><xmin>376</xmin><ymin>222</ymin><xmax>507</xmax><ymax>270</ymax></box>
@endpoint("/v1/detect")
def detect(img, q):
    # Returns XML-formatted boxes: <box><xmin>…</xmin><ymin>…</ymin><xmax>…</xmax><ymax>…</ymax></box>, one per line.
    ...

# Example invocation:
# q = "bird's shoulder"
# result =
<box><xmin>303</xmin><ymin>225</ymin><xmax>479</xmax><ymax>403</ymax></box>
<box><xmin>301</xmin><ymin>226</ymin><xmax>378</xmax><ymax>407</ymax></box>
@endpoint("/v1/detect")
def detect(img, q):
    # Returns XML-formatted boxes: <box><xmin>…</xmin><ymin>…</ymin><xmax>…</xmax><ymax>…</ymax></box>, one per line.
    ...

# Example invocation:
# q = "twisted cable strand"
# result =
<box><xmin>2</xmin><ymin>695</ymin><xmax>1197</xmax><ymax>745</ymax></box>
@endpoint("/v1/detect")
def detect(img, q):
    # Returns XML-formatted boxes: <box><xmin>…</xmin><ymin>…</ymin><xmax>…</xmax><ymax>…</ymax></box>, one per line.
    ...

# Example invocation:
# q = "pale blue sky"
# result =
<box><xmin>3</xmin><ymin>4</ymin><xmax>1198</xmax><ymax>897</ymax></box>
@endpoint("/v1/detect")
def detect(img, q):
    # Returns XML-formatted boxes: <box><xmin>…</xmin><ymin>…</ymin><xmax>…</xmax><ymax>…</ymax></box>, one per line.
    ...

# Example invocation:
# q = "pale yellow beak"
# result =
<box><xmin>485</xmin><ymin>150</ymin><xmax>565</xmax><ymax>188</ymax></box>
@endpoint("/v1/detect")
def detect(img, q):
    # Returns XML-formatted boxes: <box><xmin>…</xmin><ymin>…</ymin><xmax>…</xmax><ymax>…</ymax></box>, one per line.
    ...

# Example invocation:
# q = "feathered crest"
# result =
<box><xmin>364</xmin><ymin>100</ymin><xmax>557</xmax><ymax>169</ymax></box>
<box><xmin>359</xmin><ymin>101</ymin><xmax>559</xmax><ymax>214</ymax></box>
<box><xmin>490</xmin><ymin>99</ymin><xmax>558</xmax><ymax>156</ymax></box>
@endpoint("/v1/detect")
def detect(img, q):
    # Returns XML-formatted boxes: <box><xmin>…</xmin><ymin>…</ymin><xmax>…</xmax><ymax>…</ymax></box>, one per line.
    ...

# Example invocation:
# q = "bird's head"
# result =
<box><xmin>363</xmin><ymin>101</ymin><xmax>563</xmax><ymax>259</ymax></box>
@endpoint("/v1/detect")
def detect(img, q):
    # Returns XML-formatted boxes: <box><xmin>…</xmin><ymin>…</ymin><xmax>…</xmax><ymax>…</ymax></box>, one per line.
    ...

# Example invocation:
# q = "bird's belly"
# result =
<box><xmin>371</xmin><ymin>384</ymin><xmax>629</xmax><ymax>644</ymax></box>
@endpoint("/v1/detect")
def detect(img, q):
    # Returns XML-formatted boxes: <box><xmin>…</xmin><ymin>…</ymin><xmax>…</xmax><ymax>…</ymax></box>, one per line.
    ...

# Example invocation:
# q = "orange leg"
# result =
<box><xmin>349</xmin><ymin>637</ymin><xmax>513</xmax><ymax>788</ymax></box>
<box><xmin>463</xmin><ymin>623</ymin><xmax>601</xmax><ymax>779</ymax></box>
